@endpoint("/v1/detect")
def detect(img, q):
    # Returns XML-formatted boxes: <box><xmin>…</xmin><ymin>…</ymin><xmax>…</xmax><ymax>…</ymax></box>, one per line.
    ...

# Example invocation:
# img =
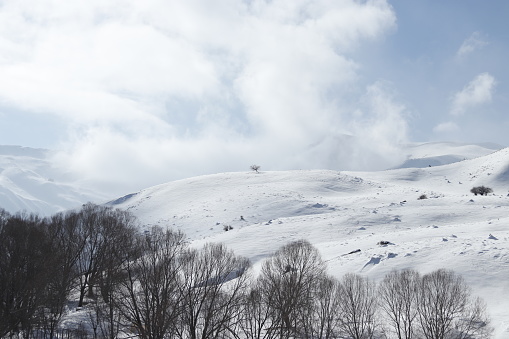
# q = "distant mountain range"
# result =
<box><xmin>0</xmin><ymin>145</ymin><xmax>109</xmax><ymax>215</ymax></box>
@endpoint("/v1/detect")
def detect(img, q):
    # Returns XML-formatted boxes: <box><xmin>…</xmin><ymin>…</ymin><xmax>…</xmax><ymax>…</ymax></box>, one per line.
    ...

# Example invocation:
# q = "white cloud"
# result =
<box><xmin>345</xmin><ymin>81</ymin><xmax>409</xmax><ymax>169</ymax></box>
<box><xmin>433</xmin><ymin>121</ymin><xmax>459</xmax><ymax>133</ymax></box>
<box><xmin>450</xmin><ymin>73</ymin><xmax>496</xmax><ymax>116</ymax></box>
<box><xmin>0</xmin><ymin>0</ymin><xmax>402</xmax><ymax>193</ymax></box>
<box><xmin>457</xmin><ymin>31</ymin><xmax>488</xmax><ymax>58</ymax></box>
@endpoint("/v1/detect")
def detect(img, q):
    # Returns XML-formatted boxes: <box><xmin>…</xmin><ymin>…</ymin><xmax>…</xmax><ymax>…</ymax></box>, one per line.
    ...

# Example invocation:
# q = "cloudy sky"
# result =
<box><xmin>0</xmin><ymin>0</ymin><xmax>508</xmax><ymax>193</ymax></box>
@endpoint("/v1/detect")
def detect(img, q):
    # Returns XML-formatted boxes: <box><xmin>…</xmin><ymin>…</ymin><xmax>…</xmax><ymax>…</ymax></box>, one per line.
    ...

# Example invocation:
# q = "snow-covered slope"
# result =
<box><xmin>113</xmin><ymin>147</ymin><xmax>509</xmax><ymax>338</ymax></box>
<box><xmin>0</xmin><ymin>146</ymin><xmax>109</xmax><ymax>215</ymax></box>
<box><xmin>0</xmin><ymin>142</ymin><xmax>499</xmax><ymax>215</ymax></box>
<box><xmin>395</xmin><ymin>141</ymin><xmax>503</xmax><ymax>168</ymax></box>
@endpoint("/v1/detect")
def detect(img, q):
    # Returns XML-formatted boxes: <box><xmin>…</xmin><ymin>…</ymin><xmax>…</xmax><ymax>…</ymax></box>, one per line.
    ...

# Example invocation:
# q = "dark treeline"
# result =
<box><xmin>0</xmin><ymin>205</ymin><xmax>491</xmax><ymax>339</ymax></box>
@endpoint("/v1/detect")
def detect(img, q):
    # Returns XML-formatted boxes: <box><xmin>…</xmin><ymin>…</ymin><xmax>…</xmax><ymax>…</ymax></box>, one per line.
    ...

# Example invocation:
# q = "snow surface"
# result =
<box><xmin>112</xmin><ymin>146</ymin><xmax>509</xmax><ymax>338</ymax></box>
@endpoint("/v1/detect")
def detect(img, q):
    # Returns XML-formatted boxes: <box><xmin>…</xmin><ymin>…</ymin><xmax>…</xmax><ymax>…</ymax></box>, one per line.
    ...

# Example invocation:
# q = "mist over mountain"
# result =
<box><xmin>0</xmin><ymin>145</ymin><xmax>109</xmax><ymax>215</ymax></box>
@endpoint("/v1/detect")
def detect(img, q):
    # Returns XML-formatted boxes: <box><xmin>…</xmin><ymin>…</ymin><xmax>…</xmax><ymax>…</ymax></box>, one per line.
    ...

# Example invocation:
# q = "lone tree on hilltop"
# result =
<box><xmin>470</xmin><ymin>186</ymin><xmax>493</xmax><ymax>196</ymax></box>
<box><xmin>250</xmin><ymin>164</ymin><xmax>261</xmax><ymax>173</ymax></box>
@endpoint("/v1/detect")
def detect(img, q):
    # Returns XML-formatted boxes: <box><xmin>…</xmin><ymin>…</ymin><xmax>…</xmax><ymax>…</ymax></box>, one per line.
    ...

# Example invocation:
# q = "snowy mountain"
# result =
<box><xmin>111</xmin><ymin>146</ymin><xmax>509</xmax><ymax>338</ymax></box>
<box><xmin>0</xmin><ymin>145</ymin><xmax>109</xmax><ymax>215</ymax></box>
<box><xmin>0</xmin><ymin>142</ymin><xmax>501</xmax><ymax>215</ymax></box>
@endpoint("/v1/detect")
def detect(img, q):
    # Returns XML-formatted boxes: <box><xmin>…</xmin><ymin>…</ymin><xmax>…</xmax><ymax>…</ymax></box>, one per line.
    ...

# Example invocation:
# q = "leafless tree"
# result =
<box><xmin>94</xmin><ymin>209</ymin><xmax>139</xmax><ymax>339</ymax></box>
<box><xmin>176</xmin><ymin>243</ymin><xmax>251</xmax><ymax>339</ymax></box>
<box><xmin>335</xmin><ymin>273</ymin><xmax>379</xmax><ymax>339</ymax></box>
<box><xmin>115</xmin><ymin>226</ymin><xmax>186</xmax><ymax>339</ymax></box>
<box><xmin>299</xmin><ymin>274</ymin><xmax>340</xmax><ymax>339</ymax></box>
<box><xmin>96</xmin><ymin>209</ymin><xmax>138</xmax><ymax>302</ymax></box>
<box><xmin>87</xmin><ymin>299</ymin><xmax>120</xmax><ymax>339</ymax></box>
<box><xmin>35</xmin><ymin>211</ymin><xmax>83</xmax><ymax>339</ymax></box>
<box><xmin>71</xmin><ymin>203</ymin><xmax>137</xmax><ymax>310</ymax></box>
<box><xmin>250</xmin><ymin>165</ymin><xmax>261</xmax><ymax>173</ymax></box>
<box><xmin>416</xmin><ymin>269</ymin><xmax>491</xmax><ymax>339</ymax></box>
<box><xmin>75</xmin><ymin>203</ymin><xmax>109</xmax><ymax>307</ymax></box>
<box><xmin>237</xmin><ymin>281</ymin><xmax>278</xmax><ymax>339</ymax></box>
<box><xmin>453</xmin><ymin>297</ymin><xmax>492</xmax><ymax>339</ymax></box>
<box><xmin>257</xmin><ymin>239</ymin><xmax>327</xmax><ymax>338</ymax></box>
<box><xmin>0</xmin><ymin>213</ymin><xmax>52</xmax><ymax>338</ymax></box>
<box><xmin>0</xmin><ymin>207</ymin><xmax>8</xmax><ymax>225</ymax></box>
<box><xmin>378</xmin><ymin>269</ymin><xmax>420</xmax><ymax>339</ymax></box>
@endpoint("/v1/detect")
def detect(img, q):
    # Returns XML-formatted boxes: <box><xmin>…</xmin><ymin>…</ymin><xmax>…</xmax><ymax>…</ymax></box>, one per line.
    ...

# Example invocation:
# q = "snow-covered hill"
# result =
<box><xmin>0</xmin><ymin>142</ymin><xmax>501</xmax><ymax>215</ymax></box>
<box><xmin>395</xmin><ymin>141</ymin><xmax>503</xmax><ymax>168</ymax></box>
<box><xmin>112</xmin><ymin>147</ymin><xmax>509</xmax><ymax>338</ymax></box>
<box><xmin>0</xmin><ymin>146</ymin><xmax>109</xmax><ymax>215</ymax></box>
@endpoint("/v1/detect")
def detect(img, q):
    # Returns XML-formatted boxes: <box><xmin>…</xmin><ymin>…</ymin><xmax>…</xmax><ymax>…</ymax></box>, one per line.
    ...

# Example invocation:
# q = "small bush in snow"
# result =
<box><xmin>418</xmin><ymin>194</ymin><xmax>428</xmax><ymax>200</ymax></box>
<box><xmin>470</xmin><ymin>186</ymin><xmax>493</xmax><ymax>196</ymax></box>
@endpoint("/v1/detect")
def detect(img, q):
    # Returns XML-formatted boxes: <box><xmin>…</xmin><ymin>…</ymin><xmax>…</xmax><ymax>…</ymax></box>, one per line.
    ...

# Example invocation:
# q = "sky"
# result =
<box><xmin>0</xmin><ymin>0</ymin><xmax>508</xmax><ymax>194</ymax></box>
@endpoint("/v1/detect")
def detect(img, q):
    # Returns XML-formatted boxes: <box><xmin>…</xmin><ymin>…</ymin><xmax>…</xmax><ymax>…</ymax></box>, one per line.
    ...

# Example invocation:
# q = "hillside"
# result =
<box><xmin>113</xmin><ymin>147</ymin><xmax>509</xmax><ymax>338</ymax></box>
<box><xmin>0</xmin><ymin>146</ymin><xmax>109</xmax><ymax>215</ymax></box>
<box><xmin>0</xmin><ymin>142</ymin><xmax>501</xmax><ymax>215</ymax></box>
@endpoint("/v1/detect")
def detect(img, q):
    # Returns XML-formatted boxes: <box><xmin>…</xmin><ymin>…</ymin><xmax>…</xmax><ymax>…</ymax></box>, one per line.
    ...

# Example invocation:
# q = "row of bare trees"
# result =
<box><xmin>0</xmin><ymin>205</ymin><xmax>491</xmax><ymax>339</ymax></box>
<box><xmin>0</xmin><ymin>204</ymin><xmax>142</xmax><ymax>338</ymax></box>
<box><xmin>234</xmin><ymin>240</ymin><xmax>491</xmax><ymax>339</ymax></box>
<box><xmin>0</xmin><ymin>205</ymin><xmax>251</xmax><ymax>339</ymax></box>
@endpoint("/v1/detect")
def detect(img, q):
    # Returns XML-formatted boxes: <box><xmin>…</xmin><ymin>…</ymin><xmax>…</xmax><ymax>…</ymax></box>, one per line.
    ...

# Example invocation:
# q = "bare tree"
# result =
<box><xmin>95</xmin><ymin>209</ymin><xmax>139</xmax><ymax>339</ymax></box>
<box><xmin>237</xmin><ymin>281</ymin><xmax>278</xmax><ymax>339</ymax></box>
<box><xmin>0</xmin><ymin>213</ymin><xmax>52</xmax><ymax>338</ymax></box>
<box><xmin>379</xmin><ymin>269</ymin><xmax>420</xmax><ymax>339</ymax></box>
<box><xmin>416</xmin><ymin>269</ymin><xmax>491</xmax><ymax>339</ymax></box>
<box><xmin>250</xmin><ymin>165</ymin><xmax>261</xmax><ymax>173</ymax></box>
<box><xmin>299</xmin><ymin>275</ymin><xmax>340</xmax><ymax>339</ymax></box>
<box><xmin>0</xmin><ymin>207</ymin><xmax>9</xmax><ymax>226</ymax></box>
<box><xmin>115</xmin><ymin>226</ymin><xmax>186</xmax><ymax>339</ymax></box>
<box><xmin>176</xmin><ymin>243</ymin><xmax>251</xmax><ymax>339</ymax></box>
<box><xmin>335</xmin><ymin>273</ymin><xmax>379</xmax><ymax>339</ymax></box>
<box><xmin>257</xmin><ymin>239</ymin><xmax>327</xmax><ymax>338</ymax></box>
<box><xmin>96</xmin><ymin>209</ymin><xmax>138</xmax><ymax>302</ymax></box>
<box><xmin>75</xmin><ymin>203</ymin><xmax>109</xmax><ymax>307</ymax></box>
<box><xmin>454</xmin><ymin>297</ymin><xmax>492</xmax><ymax>339</ymax></box>
<box><xmin>35</xmin><ymin>211</ymin><xmax>83</xmax><ymax>339</ymax></box>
